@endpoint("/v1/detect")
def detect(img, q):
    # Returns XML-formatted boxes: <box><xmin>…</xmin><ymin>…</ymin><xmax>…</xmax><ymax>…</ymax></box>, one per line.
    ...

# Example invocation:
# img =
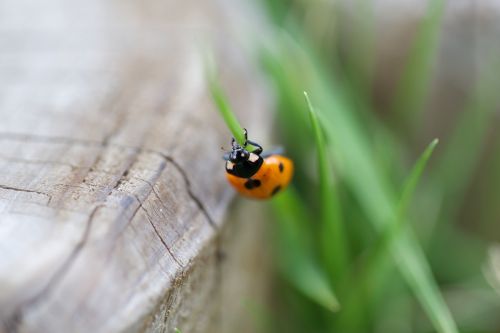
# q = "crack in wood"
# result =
<box><xmin>159</xmin><ymin>282</ymin><xmax>182</xmax><ymax>333</ymax></box>
<box><xmin>0</xmin><ymin>155</ymin><xmax>81</xmax><ymax>171</ymax></box>
<box><xmin>4</xmin><ymin>205</ymin><xmax>102</xmax><ymax>333</ymax></box>
<box><xmin>89</xmin><ymin>188</ymin><xmax>187</xmax><ymax>320</ymax></box>
<box><xmin>99</xmin><ymin>159</ymin><xmax>186</xmax><ymax>270</ymax></box>
<box><xmin>52</xmin><ymin>183</ymin><xmax>108</xmax><ymax>190</ymax></box>
<box><xmin>156</xmin><ymin>154</ymin><xmax>217</xmax><ymax>228</ymax></box>
<box><xmin>102</xmin><ymin>201</ymin><xmax>144</xmax><ymax>264</ymax></box>
<box><xmin>0</xmin><ymin>1</ymin><xmax>268</xmax><ymax>329</ymax></box>
<box><xmin>115</xmin><ymin>162</ymin><xmax>186</xmax><ymax>268</ymax></box>
<box><xmin>0</xmin><ymin>132</ymin><xmax>221</xmax><ymax>331</ymax></box>
<box><xmin>0</xmin><ymin>184</ymin><xmax>52</xmax><ymax>204</ymax></box>
<box><xmin>133</xmin><ymin>177</ymin><xmax>173</xmax><ymax>215</ymax></box>
<box><xmin>135</xmin><ymin>196</ymin><xmax>185</xmax><ymax>269</ymax></box>
<box><xmin>153</xmin><ymin>262</ymin><xmax>195</xmax><ymax>333</ymax></box>
<box><xmin>3</xmin><ymin>144</ymin><xmax>142</xmax><ymax>331</ymax></box>
<box><xmin>0</xmin><ymin>154</ymin><xmax>149</xmax><ymax>181</ymax></box>
<box><xmin>0</xmin><ymin>132</ymin><xmax>220</xmax><ymax>228</ymax></box>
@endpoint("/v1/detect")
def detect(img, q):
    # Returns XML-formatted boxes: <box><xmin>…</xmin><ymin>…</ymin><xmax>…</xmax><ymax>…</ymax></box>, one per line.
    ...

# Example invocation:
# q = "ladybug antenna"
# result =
<box><xmin>232</xmin><ymin>138</ymin><xmax>244</xmax><ymax>150</ymax></box>
<box><xmin>221</xmin><ymin>143</ymin><xmax>230</xmax><ymax>161</ymax></box>
<box><xmin>242</xmin><ymin>128</ymin><xmax>249</xmax><ymax>147</ymax></box>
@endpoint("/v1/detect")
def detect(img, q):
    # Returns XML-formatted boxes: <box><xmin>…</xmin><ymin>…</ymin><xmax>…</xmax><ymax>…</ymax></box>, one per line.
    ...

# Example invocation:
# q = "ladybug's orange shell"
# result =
<box><xmin>226</xmin><ymin>155</ymin><xmax>293</xmax><ymax>200</ymax></box>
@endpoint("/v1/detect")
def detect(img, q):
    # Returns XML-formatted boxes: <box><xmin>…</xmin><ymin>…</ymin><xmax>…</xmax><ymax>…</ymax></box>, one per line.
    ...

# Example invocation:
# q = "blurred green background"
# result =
<box><xmin>248</xmin><ymin>0</ymin><xmax>500</xmax><ymax>332</ymax></box>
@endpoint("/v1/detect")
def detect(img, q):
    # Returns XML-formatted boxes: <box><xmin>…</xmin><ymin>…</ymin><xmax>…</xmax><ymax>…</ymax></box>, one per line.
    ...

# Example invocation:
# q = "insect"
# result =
<box><xmin>224</xmin><ymin>129</ymin><xmax>293</xmax><ymax>199</ymax></box>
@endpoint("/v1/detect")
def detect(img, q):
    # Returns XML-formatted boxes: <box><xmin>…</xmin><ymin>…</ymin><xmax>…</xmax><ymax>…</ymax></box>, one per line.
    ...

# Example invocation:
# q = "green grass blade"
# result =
<box><xmin>262</xmin><ymin>37</ymin><xmax>458</xmax><ymax>332</ymax></box>
<box><xmin>399</xmin><ymin>138</ymin><xmax>439</xmax><ymax>218</ymax></box>
<box><xmin>396</xmin><ymin>233</ymin><xmax>458</xmax><ymax>333</ymax></box>
<box><xmin>272</xmin><ymin>188</ymin><xmax>340</xmax><ymax>312</ymax></box>
<box><xmin>391</xmin><ymin>0</ymin><xmax>445</xmax><ymax>130</ymax></box>
<box><xmin>340</xmin><ymin>139</ymin><xmax>438</xmax><ymax>330</ymax></box>
<box><xmin>285</xmin><ymin>259</ymin><xmax>340</xmax><ymax>312</ymax></box>
<box><xmin>207</xmin><ymin>75</ymin><xmax>246</xmax><ymax>146</ymax></box>
<box><xmin>205</xmin><ymin>55</ymin><xmax>259</xmax><ymax>151</ymax></box>
<box><xmin>318</xmin><ymin>87</ymin><xmax>457</xmax><ymax>333</ymax></box>
<box><xmin>424</xmin><ymin>54</ymin><xmax>500</xmax><ymax>282</ymax></box>
<box><xmin>318</xmin><ymin>88</ymin><xmax>458</xmax><ymax>333</ymax></box>
<box><xmin>174</xmin><ymin>329</ymin><xmax>182</xmax><ymax>333</ymax></box>
<box><xmin>361</xmin><ymin>138</ymin><xmax>439</xmax><ymax>283</ymax></box>
<box><xmin>304</xmin><ymin>91</ymin><xmax>347</xmax><ymax>283</ymax></box>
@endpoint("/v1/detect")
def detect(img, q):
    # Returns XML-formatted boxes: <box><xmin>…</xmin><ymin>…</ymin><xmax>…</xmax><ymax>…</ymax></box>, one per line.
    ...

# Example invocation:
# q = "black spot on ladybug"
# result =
<box><xmin>244</xmin><ymin>179</ymin><xmax>261</xmax><ymax>190</ymax></box>
<box><xmin>279</xmin><ymin>162</ymin><xmax>284</xmax><ymax>173</ymax></box>
<box><xmin>271</xmin><ymin>185</ymin><xmax>281</xmax><ymax>196</ymax></box>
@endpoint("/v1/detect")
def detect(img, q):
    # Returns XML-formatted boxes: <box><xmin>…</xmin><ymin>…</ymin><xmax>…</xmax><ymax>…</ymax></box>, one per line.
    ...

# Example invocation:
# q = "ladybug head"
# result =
<box><xmin>225</xmin><ymin>133</ymin><xmax>264</xmax><ymax>178</ymax></box>
<box><xmin>229</xmin><ymin>145</ymin><xmax>250</xmax><ymax>163</ymax></box>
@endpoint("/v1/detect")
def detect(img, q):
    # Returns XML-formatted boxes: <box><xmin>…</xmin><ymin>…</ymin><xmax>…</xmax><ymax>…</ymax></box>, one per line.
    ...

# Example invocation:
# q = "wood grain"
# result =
<box><xmin>0</xmin><ymin>0</ymin><xmax>271</xmax><ymax>332</ymax></box>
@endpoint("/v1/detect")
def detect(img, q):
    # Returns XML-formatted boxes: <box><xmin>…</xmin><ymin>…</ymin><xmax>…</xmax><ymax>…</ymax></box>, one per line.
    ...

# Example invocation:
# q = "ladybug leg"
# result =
<box><xmin>246</xmin><ymin>139</ymin><xmax>263</xmax><ymax>155</ymax></box>
<box><xmin>242</xmin><ymin>128</ymin><xmax>249</xmax><ymax>145</ymax></box>
<box><xmin>242</xmin><ymin>128</ymin><xmax>263</xmax><ymax>155</ymax></box>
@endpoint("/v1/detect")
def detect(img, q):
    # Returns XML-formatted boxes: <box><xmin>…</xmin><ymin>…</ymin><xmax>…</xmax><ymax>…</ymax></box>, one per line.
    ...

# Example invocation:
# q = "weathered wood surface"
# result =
<box><xmin>0</xmin><ymin>0</ymin><xmax>271</xmax><ymax>332</ymax></box>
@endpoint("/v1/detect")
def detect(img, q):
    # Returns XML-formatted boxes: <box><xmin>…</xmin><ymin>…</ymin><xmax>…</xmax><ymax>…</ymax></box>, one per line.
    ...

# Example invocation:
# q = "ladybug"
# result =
<box><xmin>224</xmin><ymin>129</ymin><xmax>293</xmax><ymax>199</ymax></box>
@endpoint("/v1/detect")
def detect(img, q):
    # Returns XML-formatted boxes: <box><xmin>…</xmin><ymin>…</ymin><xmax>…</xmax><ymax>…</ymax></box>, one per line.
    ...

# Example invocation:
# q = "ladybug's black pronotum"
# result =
<box><xmin>224</xmin><ymin>129</ymin><xmax>293</xmax><ymax>199</ymax></box>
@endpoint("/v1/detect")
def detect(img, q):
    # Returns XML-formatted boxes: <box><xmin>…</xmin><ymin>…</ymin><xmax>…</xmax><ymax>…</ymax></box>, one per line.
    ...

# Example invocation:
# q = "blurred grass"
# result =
<box><xmin>254</xmin><ymin>0</ymin><xmax>500</xmax><ymax>332</ymax></box>
<box><xmin>209</xmin><ymin>75</ymin><xmax>246</xmax><ymax>146</ymax></box>
<box><xmin>339</xmin><ymin>139</ymin><xmax>438</xmax><ymax>331</ymax></box>
<box><xmin>262</xmin><ymin>38</ymin><xmax>457</xmax><ymax>332</ymax></box>
<box><xmin>207</xmin><ymin>51</ymin><xmax>339</xmax><ymax>313</ymax></box>
<box><xmin>209</xmin><ymin>0</ymin><xmax>500</xmax><ymax>331</ymax></box>
<box><xmin>391</xmin><ymin>0</ymin><xmax>446</xmax><ymax>133</ymax></box>
<box><xmin>206</xmin><ymin>56</ymin><xmax>258</xmax><ymax>151</ymax></box>
<box><xmin>272</xmin><ymin>188</ymin><xmax>340</xmax><ymax>312</ymax></box>
<box><xmin>305</xmin><ymin>91</ymin><xmax>347</xmax><ymax>285</ymax></box>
